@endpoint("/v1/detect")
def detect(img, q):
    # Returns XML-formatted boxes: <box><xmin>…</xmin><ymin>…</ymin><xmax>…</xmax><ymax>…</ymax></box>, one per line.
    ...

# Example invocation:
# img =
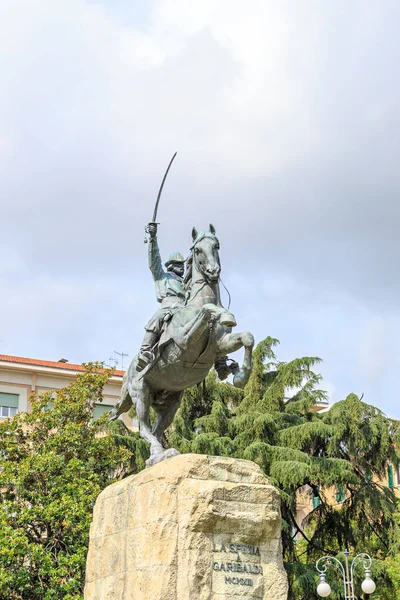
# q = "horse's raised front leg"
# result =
<box><xmin>176</xmin><ymin>304</ymin><xmax>237</xmax><ymax>350</ymax></box>
<box><xmin>217</xmin><ymin>331</ymin><xmax>255</xmax><ymax>388</ymax></box>
<box><xmin>176</xmin><ymin>304</ymin><xmax>217</xmax><ymax>348</ymax></box>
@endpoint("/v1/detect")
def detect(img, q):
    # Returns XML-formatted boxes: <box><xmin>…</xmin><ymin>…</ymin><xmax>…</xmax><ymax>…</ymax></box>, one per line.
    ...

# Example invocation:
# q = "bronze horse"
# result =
<box><xmin>110</xmin><ymin>225</ymin><xmax>254</xmax><ymax>466</ymax></box>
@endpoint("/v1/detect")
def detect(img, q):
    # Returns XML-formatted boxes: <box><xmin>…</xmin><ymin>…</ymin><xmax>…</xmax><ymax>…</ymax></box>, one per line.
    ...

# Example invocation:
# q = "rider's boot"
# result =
<box><xmin>137</xmin><ymin>331</ymin><xmax>158</xmax><ymax>372</ymax></box>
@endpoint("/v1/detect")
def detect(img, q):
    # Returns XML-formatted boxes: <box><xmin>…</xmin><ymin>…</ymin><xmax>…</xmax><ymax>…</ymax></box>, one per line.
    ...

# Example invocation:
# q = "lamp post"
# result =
<box><xmin>316</xmin><ymin>549</ymin><xmax>376</xmax><ymax>598</ymax></box>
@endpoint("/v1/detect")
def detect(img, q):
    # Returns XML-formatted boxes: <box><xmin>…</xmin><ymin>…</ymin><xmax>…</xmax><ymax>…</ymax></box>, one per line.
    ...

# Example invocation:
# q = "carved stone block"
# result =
<box><xmin>84</xmin><ymin>454</ymin><xmax>288</xmax><ymax>600</ymax></box>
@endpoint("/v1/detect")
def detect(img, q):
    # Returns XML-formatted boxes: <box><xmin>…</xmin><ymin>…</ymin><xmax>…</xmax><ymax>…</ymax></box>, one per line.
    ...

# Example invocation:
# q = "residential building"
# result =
<box><xmin>295</xmin><ymin>465</ymin><xmax>400</xmax><ymax>535</ymax></box>
<box><xmin>0</xmin><ymin>354</ymin><xmax>136</xmax><ymax>429</ymax></box>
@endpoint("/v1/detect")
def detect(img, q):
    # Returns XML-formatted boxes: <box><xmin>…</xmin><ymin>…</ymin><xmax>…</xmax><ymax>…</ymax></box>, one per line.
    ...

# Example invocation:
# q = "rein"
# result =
<box><xmin>185</xmin><ymin>279</ymin><xmax>208</xmax><ymax>305</ymax></box>
<box><xmin>186</xmin><ymin>231</ymin><xmax>232</xmax><ymax>309</ymax></box>
<box><xmin>219</xmin><ymin>277</ymin><xmax>232</xmax><ymax>310</ymax></box>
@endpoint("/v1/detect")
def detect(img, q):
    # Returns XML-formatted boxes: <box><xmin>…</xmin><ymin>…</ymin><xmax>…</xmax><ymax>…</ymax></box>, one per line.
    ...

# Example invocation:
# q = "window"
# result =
<box><xmin>1</xmin><ymin>405</ymin><xmax>17</xmax><ymax>418</ymax></box>
<box><xmin>388</xmin><ymin>465</ymin><xmax>394</xmax><ymax>489</ymax></box>
<box><xmin>336</xmin><ymin>485</ymin><xmax>345</xmax><ymax>502</ymax></box>
<box><xmin>312</xmin><ymin>487</ymin><xmax>320</xmax><ymax>509</ymax></box>
<box><xmin>0</xmin><ymin>392</ymin><xmax>19</xmax><ymax>419</ymax></box>
<box><xmin>312</xmin><ymin>495</ymin><xmax>320</xmax><ymax>509</ymax></box>
<box><xmin>93</xmin><ymin>403</ymin><xmax>114</xmax><ymax>420</ymax></box>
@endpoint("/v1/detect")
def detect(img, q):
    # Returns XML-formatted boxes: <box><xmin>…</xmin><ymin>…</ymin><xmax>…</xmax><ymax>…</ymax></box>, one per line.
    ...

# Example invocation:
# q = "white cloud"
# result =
<box><xmin>1</xmin><ymin>0</ymin><xmax>400</xmax><ymax>417</ymax></box>
<box><xmin>358</xmin><ymin>315</ymin><xmax>397</xmax><ymax>388</ymax></box>
<box><xmin>0</xmin><ymin>0</ymin><xmax>324</xmax><ymax>182</ymax></box>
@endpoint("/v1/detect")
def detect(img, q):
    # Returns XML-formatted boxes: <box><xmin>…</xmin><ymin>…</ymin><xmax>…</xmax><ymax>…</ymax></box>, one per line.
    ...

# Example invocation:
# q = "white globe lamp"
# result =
<box><xmin>317</xmin><ymin>574</ymin><xmax>331</xmax><ymax>597</ymax></box>
<box><xmin>361</xmin><ymin>570</ymin><xmax>376</xmax><ymax>594</ymax></box>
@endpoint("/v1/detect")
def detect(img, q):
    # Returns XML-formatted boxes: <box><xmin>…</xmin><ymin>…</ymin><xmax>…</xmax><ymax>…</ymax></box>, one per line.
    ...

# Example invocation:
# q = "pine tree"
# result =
<box><xmin>167</xmin><ymin>337</ymin><xmax>400</xmax><ymax>599</ymax></box>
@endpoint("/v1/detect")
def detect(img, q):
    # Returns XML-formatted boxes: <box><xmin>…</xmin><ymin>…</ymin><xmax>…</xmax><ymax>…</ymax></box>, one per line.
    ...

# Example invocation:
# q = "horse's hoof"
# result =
<box><xmin>145</xmin><ymin>452</ymin><xmax>165</xmax><ymax>468</ymax></box>
<box><xmin>145</xmin><ymin>448</ymin><xmax>181</xmax><ymax>468</ymax></box>
<box><xmin>164</xmin><ymin>448</ymin><xmax>181</xmax><ymax>459</ymax></box>
<box><xmin>219</xmin><ymin>311</ymin><xmax>237</xmax><ymax>327</ymax></box>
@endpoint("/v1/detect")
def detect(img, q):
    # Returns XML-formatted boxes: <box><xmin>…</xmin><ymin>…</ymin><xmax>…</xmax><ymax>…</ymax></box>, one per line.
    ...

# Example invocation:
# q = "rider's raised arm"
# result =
<box><xmin>148</xmin><ymin>235</ymin><xmax>165</xmax><ymax>281</ymax></box>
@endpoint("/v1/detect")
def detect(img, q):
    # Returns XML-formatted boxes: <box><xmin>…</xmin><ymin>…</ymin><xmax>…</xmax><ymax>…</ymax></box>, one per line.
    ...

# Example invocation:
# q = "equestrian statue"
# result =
<box><xmin>110</xmin><ymin>154</ymin><xmax>254</xmax><ymax>467</ymax></box>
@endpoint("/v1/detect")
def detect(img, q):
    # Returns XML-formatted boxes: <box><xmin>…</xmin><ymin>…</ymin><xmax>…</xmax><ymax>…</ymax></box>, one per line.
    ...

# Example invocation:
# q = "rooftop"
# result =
<box><xmin>0</xmin><ymin>354</ymin><xmax>125</xmax><ymax>377</ymax></box>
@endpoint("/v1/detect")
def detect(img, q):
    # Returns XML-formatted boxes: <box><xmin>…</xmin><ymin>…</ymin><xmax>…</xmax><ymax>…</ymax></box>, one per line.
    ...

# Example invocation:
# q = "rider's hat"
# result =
<box><xmin>165</xmin><ymin>252</ymin><xmax>185</xmax><ymax>268</ymax></box>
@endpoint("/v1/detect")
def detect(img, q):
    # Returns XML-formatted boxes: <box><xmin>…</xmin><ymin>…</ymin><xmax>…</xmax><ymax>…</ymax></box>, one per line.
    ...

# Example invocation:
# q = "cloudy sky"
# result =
<box><xmin>1</xmin><ymin>0</ymin><xmax>400</xmax><ymax>417</ymax></box>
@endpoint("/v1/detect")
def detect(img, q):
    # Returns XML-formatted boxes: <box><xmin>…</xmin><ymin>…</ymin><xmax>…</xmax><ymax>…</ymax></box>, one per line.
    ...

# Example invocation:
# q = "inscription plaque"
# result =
<box><xmin>212</xmin><ymin>538</ymin><xmax>265</xmax><ymax>597</ymax></box>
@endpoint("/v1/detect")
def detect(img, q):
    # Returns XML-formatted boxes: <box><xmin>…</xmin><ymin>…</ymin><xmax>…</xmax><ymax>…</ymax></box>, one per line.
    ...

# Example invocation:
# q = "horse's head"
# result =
<box><xmin>190</xmin><ymin>223</ymin><xmax>221</xmax><ymax>283</ymax></box>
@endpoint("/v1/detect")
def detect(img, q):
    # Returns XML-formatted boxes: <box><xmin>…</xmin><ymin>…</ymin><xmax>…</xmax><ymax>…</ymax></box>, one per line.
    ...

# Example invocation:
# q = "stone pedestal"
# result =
<box><xmin>84</xmin><ymin>454</ymin><xmax>288</xmax><ymax>600</ymax></box>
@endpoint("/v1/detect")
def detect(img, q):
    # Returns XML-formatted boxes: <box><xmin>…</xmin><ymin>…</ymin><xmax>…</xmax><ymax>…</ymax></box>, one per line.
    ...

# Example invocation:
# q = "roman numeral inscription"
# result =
<box><xmin>212</xmin><ymin>541</ymin><xmax>262</xmax><ymax>588</ymax></box>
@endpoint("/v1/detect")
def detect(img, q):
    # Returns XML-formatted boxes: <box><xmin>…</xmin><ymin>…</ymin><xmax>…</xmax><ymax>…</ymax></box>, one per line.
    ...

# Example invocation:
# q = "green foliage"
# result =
<box><xmin>0</xmin><ymin>365</ymin><xmax>131</xmax><ymax>600</ymax></box>
<box><xmin>385</xmin><ymin>514</ymin><xmax>400</xmax><ymax>592</ymax></box>
<box><xmin>3</xmin><ymin>341</ymin><xmax>398</xmax><ymax>598</ymax></box>
<box><xmin>105</xmin><ymin>418</ymin><xmax>150</xmax><ymax>473</ymax></box>
<box><xmin>168</xmin><ymin>337</ymin><xmax>400</xmax><ymax>599</ymax></box>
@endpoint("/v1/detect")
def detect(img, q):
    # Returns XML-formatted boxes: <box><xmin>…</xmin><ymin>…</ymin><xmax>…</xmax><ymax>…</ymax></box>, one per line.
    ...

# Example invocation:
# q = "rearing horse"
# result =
<box><xmin>110</xmin><ymin>225</ymin><xmax>254</xmax><ymax>466</ymax></box>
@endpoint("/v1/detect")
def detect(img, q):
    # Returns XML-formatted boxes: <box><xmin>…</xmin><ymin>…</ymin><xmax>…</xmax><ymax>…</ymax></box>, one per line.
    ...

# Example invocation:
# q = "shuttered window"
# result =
<box><xmin>93</xmin><ymin>404</ymin><xmax>113</xmax><ymax>420</ymax></box>
<box><xmin>0</xmin><ymin>392</ymin><xmax>19</xmax><ymax>418</ymax></box>
<box><xmin>336</xmin><ymin>485</ymin><xmax>345</xmax><ymax>502</ymax></box>
<box><xmin>312</xmin><ymin>488</ymin><xmax>320</xmax><ymax>509</ymax></box>
<box><xmin>388</xmin><ymin>465</ymin><xmax>394</xmax><ymax>488</ymax></box>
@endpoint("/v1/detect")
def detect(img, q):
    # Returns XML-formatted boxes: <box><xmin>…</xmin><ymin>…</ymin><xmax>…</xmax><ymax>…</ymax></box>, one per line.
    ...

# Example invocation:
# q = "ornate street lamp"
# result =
<box><xmin>316</xmin><ymin>549</ymin><xmax>376</xmax><ymax>598</ymax></box>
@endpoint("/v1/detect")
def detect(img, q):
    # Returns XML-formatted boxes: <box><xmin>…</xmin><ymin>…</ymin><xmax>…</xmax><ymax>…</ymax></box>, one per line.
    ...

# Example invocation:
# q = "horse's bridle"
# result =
<box><xmin>190</xmin><ymin>232</ymin><xmax>220</xmax><ymax>285</ymax></box>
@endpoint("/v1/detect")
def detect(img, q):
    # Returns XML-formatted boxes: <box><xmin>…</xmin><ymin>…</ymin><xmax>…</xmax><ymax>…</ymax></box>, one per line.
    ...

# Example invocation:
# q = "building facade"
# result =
<box><xmin>0</xmin><ymin>354</ymin><xmax>135</xmax><ymax>428</ymax></box>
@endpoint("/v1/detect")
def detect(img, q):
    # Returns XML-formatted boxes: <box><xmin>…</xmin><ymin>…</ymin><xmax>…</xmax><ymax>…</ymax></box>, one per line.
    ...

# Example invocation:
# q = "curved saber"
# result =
<box><xmin>152</xmin><ymin>151</ymin><xmax>177</xmax><ymax>223</ymax></box>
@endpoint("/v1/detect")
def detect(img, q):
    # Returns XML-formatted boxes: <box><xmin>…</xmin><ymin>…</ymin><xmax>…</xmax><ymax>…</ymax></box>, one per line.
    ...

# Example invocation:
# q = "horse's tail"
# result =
<box><xmin>109</xmin><ymin>372</ymin><xmax>133</xmax><ymax>420</ymax></box>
